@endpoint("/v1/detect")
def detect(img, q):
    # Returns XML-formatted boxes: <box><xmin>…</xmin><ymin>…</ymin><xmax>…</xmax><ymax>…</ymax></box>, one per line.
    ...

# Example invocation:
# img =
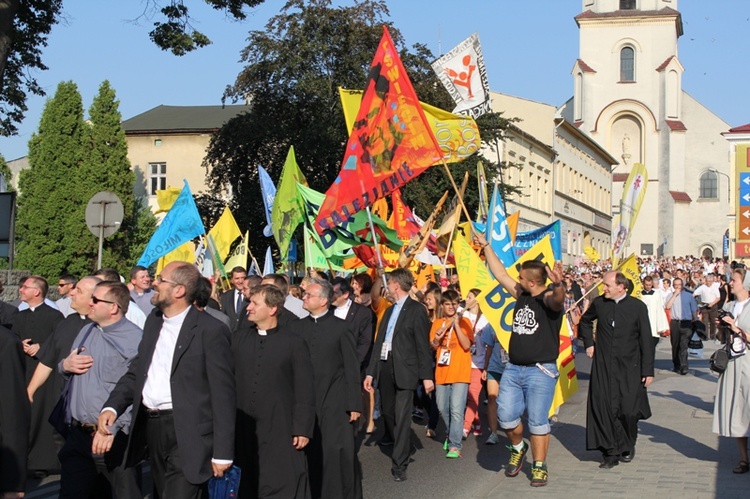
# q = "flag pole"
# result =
<box><xmin>364</xmin><ymin>205</ymin><xmax>388</xmax><ymax>290</ymax></box>
<box><xmin>440</xmin><ymin>160</ymin><xmax>475</xmax><ymax>237</ymax></box>
<box><xmin>247</xmin><ymin>246</ymin><xmax>262</xmax><ymax>276</ymax></box>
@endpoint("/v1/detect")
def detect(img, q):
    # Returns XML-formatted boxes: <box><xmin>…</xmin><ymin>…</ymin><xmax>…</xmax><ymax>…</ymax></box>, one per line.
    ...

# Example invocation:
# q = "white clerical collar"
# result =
<box><xmin>613</xmin><ymin>294</ymin><xmax>627</xmax><ymax>304</ymax></box>
<box><xmin>258</xmin><ymin>329</ymin><xmax>267</xmax><ymax>336</ymax></box>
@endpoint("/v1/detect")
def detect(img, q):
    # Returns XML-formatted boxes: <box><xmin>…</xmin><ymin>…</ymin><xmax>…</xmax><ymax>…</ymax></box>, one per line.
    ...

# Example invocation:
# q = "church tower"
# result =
<box><xmin>564</xmin><ymin>0</ymin><xmax>731</xmax><ymax>258</ymax></box>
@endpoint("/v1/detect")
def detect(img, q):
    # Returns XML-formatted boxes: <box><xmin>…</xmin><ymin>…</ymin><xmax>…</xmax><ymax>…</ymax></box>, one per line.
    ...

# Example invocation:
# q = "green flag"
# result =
<box><xmin>303</xmin><ymin>226</ymin><xmax>351</xmax><ymax>271</ymax></box>
<box><xmin>271</xmin><ymin>146</ymin><xmax>307</xmax><ymax>258</ymax></box>
<box><xmin>297</xmin><ymin>183</ymin><xmax>403</xmax><ymax>257</ymax></box>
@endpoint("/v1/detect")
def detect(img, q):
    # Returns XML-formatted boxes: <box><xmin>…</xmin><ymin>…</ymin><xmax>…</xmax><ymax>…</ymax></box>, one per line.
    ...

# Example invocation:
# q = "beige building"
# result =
<box><xmin>561</xmin><ymin>0</ymin><xmax>732</xmax><ymax>258</ymax></box>
<box><xmin>489</xmin><ymin>91</ymin><xmax>616</xmax><ymax>265</ymax></box>
<box><xmin>122</xmin><ymin>104</ymin><xmax>249</xmax><ymax>212</ymax></box>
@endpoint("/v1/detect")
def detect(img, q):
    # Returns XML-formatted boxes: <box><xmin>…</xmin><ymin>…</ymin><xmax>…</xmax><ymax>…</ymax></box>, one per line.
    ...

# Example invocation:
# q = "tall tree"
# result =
<box><xmin>16</xmin><ymin>80</ymin><xmax>156</xmax><ymax>277</ymax></box>
<box><xmin>0</xmin><ymin>0</ymin><xmax>266</xmax><ymax>136</ymax></box>
<box><xmin>77</xmin><ymin>80</ymin><xmax>156</xmax><ymax>272</ymax></box>
<box><xmin>16</xmin><ymin>80</ymin><xmax>85</xmax><ymax>276</ymax></box>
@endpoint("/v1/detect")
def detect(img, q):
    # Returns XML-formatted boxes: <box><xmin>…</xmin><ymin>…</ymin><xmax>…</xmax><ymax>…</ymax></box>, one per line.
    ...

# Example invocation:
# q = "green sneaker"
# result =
<box><xmin>443</xmin><ymin>439</ymin><xmax>449</xmax><ymax>451</ymax></box>
<box><xmin>504</xmin><ymin>442</ymin><xmax>528</xmax><ymax>477</ymax></box>
<box><xmin>530</xmin><ymin>463</ymin><xmax>548</xmax><ymax>487</ymax></box>
<box><xmin>446</xmin><ymin>448</ymin><xmax>461</xmax><ymax>459</ymax></box>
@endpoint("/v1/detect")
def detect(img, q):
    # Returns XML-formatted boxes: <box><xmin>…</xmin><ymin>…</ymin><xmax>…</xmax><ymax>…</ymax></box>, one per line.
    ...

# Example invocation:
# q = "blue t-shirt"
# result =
<box><xmin>481</xmin><ymin>324</ymin><xmax>507</xmax><ymax>374</ymax></box>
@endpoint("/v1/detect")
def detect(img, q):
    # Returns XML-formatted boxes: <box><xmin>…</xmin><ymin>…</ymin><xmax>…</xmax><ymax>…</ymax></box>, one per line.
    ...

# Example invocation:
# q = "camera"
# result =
<box><xmin>718</xmin><ymin>309</ymin><xmax>734</xmax><ymax>321</ymax></box>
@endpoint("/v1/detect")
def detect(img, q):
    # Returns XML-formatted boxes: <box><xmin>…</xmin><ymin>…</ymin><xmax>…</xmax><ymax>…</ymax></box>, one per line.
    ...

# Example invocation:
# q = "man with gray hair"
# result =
<box><xmin>298</xmin><ymin>278</ymin><xmax>362</xmax><ymax>498</ymax></box>
<box><xmin>59</xmin><ymin>281</ymin><xmax>143</xmax><ymax>497</ymax></box>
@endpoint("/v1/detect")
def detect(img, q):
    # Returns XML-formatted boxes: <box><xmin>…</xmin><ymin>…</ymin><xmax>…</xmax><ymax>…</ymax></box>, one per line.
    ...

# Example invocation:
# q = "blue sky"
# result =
<box><xmin>1</xmin><ymin>0</ymin><xmax>748</xmax><ymax>161</ymax></box>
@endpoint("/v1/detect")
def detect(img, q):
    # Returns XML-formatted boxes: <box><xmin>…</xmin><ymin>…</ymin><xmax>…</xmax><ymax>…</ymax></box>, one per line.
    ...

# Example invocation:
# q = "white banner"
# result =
<box><xmin>432</xmin><ymin>33</ymin><xmax>492</xmax><ymax>118</ymax></box>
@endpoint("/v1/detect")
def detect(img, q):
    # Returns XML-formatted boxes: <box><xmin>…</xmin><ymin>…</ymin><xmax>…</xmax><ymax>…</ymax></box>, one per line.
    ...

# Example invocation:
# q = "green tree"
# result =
<box><xmin>0</xmin><ymin>0</ymin><xmax>266</xmax><ymax>136</ymax></box>
<box><xmin>0</xmin><ymin>153</ymin><xmax>12</xmax><ymax>190</ymax></box>
<box><xmin>16</xmin><ymin>80</ymin><xmax>85</xmax><ymax>276</ymax></box>
<box><xmin>15</xmin><ymin>80</ymin><xmax>156</xmax><ymax>277</ymax></box>
<box><xmin>201</xmin><ymin>0</ymin><xmax>521</xmax><ymax>259</ymax></box>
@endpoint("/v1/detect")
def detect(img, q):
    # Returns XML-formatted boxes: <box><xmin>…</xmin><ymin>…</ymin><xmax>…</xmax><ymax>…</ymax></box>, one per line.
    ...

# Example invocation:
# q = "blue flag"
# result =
<box><xmin>263</xmin><ymin>246</ymin><xmax>274</xmax><ymax>275</ymax></box>
<box><xmin>258</xmin><ymin>166</ymin><xmax>276</xmax><ymax>238</ymax></box>
<box><xmin>137</xmin><ymin>180</ymin><xmax>205</xmax><ymax>268</ymax></box>
<box><xmin>486</xmin><ymin>183</ymin><xmax>516</xmax><ymax>267</ymax></box>
<box><xmin>514</xmin><ymin>220</ymin><xmax>561</xmax><ymax>261</ymax></box>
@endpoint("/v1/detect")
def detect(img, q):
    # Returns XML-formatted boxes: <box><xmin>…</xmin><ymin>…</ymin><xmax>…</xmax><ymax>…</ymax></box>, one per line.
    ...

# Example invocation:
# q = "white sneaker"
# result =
<box><xmin>485</xmin><ymin>433</ymin><xmax>500</xmax><ymax>445</ymax></box>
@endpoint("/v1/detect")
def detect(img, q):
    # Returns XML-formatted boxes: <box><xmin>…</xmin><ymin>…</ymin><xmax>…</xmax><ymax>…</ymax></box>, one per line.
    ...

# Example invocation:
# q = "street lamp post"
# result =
<box><xmin>709</xmin><ymin>168</ymin><xmax>731</xmax><ymax>201</ymax></box>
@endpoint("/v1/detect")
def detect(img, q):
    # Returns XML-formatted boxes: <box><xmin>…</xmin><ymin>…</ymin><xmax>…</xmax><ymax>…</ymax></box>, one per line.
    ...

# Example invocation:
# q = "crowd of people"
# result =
<box><xmin>0</xmin><ymin>249</ymin><xmax>748</xmax><ymax>497</ymax></box>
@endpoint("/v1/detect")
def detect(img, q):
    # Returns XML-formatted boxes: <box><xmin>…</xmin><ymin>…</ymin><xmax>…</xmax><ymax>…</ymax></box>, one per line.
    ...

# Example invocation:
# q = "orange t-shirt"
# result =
<box><xmin>430</xmin><ymin>316</ymin><xmax>474</xmax><ymax>385</ymax></box>
<box><xmin>371</xmin><ymin>298</ymin><xmax>391</xmax><ymax>341</ymax></box>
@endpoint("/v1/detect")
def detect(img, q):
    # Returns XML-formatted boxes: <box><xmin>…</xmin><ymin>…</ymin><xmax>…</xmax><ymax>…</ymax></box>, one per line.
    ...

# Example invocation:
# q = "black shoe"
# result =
<box><xmin>392</xmin><ymin>469</ymin><xmax>407</xmax><ymax>482</ymax></box>
<box><xmin>379</xmin><ymin>436</ymin><xmax>394</xmax><ymax>446</ymax></box>
<box><xmin>620</xmin><ymin>448</ymin><xmax>635</xmax><ymax>463</ymax></box>
<box><xmin>599</xmin><ymin>457</ymin><xmax>619</xmax><ymax>469</ymax></box>
<box><xmin>680</xmin><ymin>367</ymin><xmax>689</xmax><ymax>375</ymax></box>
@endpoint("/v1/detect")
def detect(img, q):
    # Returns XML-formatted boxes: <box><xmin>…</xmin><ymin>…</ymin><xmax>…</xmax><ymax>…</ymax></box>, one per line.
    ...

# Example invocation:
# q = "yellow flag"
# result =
<box><xmin>224</xmin><ymin>231</ymin><xmax>248</xmax><ymax>270</ymax></box>
<box><xmin>155</xmin><ymin>186</ymin><xmax>183</xmax><ymax>213</ymax></box>
<box><xmin>339</xmin><ymin>87</ymin><xmax>480</xmax><ymax>164</ymax></box>
<box><xmin>208</xmin><ymin>207</ymin><xmax>241</xmax><ymax>261</ymax></box>
<box><xmin>155</xmin><ymin>241</ymin><xmax>196</xmax><ymax>274</ymax></box>
<box><xmin>612</xmin><ymin>163</ymin><xmax>648</xmax><ymax>266</ymax></box>
<box><xmin>583</xmin><ymin>246</ymin><xmax>600</xmax><ymax>263</ymax></box>
<box><xmin>617</xmin><ymin>253</ymin><xmax>643</xmax><ymax>299</ymax></box>
<box><xmin>454</xmin><ymin>234</ymin><xmax>577</xmax><ymax>416</ymax></box>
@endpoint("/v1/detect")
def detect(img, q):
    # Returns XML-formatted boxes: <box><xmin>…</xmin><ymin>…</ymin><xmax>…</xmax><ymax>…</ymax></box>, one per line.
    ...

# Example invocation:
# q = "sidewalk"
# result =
<box><xmin>474</xmin><ymin>338</ymin><xmax>747</xmax><ymax>498</ymax></box>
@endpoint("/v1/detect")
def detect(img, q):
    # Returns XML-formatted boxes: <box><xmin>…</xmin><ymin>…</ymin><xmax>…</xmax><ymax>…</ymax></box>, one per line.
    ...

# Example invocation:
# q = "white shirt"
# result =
<box><xmin>142</xmin><ymin>306</ymin><xmax>191</xmax><ymax>410</ymax></box>
<box><xmin>693</xmin><ymin>283</ymin><xmax>720</xmax><ymax>307</ymax></box>
<box><xmin>125</xmin><ymin>301</ymin><xmax>147</xmax><ymax>329</ymax></box>
<box><xmin>334</xmin><ymin>299</ymin><xmax>352</xmax><ymax>320</ymax></box>
<box><xmin>285</xmin><ymin>294</ymin><xmax>310</xmax><ymax>318</ymax></box>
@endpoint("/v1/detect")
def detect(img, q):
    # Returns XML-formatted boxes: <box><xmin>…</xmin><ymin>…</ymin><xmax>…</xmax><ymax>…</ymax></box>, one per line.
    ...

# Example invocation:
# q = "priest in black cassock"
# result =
<box><xmin>298</xmin><ymin>279</ymin><xmax>363</xmax><ymax>499</ymax></box>
<box><xmin>12</xmin><ymin>276</ymin><xmax>64</xmax><ymax>475</ymax></box>
<box><xmin>0</xmin><ymin>325</ymin><xmax>30</xmax><ymax>495</ymax></box>
<box><xmin>233</xmin><ymin>284</ymin><xmax>316</xmax><ymax>499</ymax></box>
<box><xmin>579</xmin><ymin>271</ymin><xmax>654</xmax><ymax>469</ymax></box>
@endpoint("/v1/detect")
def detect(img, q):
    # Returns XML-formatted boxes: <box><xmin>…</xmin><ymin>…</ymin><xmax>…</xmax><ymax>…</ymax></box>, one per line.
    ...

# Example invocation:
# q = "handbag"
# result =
<box><xmin>709</xmin><ymin>346</ymin><xmax>730</xmax><ymax>375</ymax></box>
<box><xmin>48</xmin><ymin>324</ymin><xmax>96</xmax><ymax>436</ymax></box>
<box><xmin>208</xmin><ymin>465</ymin><xmax>241</xmax><ymax>499</ymax></box>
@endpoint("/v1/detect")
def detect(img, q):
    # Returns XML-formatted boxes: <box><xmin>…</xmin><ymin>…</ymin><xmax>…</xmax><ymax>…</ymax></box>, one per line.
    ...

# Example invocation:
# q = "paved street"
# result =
<box><xmin>26</xmin><ymin>338</ymin><xmax>746</xmax><ymax>498</ymax></box>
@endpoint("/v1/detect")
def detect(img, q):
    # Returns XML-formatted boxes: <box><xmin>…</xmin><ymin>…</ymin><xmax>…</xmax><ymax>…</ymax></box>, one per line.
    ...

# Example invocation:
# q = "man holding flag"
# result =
<box><xmin>474</xmin><ymin>232</ymin><xmax>564</xmax><ymax>487</ymax></box>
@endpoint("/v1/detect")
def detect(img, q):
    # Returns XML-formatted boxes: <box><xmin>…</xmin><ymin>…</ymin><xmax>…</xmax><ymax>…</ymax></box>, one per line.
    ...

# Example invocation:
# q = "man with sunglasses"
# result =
<box><xmin>55</xmin><ymin>274</ymin><xmax>77</xmax><ymax>318</ymax></box>
<box><xmin>58</xmin><ymin>281</ymin><xmax>142</xmax><ymax>497</ymax></box>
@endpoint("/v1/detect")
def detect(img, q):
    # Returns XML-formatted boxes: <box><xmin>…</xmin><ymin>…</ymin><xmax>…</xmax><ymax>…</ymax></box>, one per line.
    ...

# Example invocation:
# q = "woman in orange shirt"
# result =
<box><xmin>430</xmin><ymin>289</ymin><xmax>474</xmax><ymax>458</ymax></box>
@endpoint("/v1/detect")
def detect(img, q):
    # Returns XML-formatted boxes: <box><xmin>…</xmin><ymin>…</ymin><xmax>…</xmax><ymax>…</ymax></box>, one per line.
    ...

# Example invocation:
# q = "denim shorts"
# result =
<box><xmin>497</xmin><ymin>362</ymin><xmax>558</xmax><ymax>435</ymax></box>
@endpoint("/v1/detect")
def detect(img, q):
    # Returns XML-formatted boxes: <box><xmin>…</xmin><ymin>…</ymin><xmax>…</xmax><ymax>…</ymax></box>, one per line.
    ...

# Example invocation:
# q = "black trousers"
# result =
<box><xmin>378</xmin><ymin>358</ymin><xmax>415</xmax><ymax>473</ymax></box>
<box><xmin>58</xmin><ymin>424</ymin><xmax>140</xmax><ymax>499</ymax></box>
<box><xmin>669</xmin><ymin>319</ymin><xmax>692</xmax><ymax>370</ymax></box>
<box><xmin>145</xmin><ymin>411</ymin><xmax>207</xmax><ymax>499</ymax></box>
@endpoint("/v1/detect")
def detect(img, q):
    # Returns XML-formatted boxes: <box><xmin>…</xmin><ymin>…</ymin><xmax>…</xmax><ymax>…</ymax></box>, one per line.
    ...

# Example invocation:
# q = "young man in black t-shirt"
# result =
<box><xmin>474</xmin><ymin>233</ymin><xmax>564</xmax><ymax>487</ymax></box>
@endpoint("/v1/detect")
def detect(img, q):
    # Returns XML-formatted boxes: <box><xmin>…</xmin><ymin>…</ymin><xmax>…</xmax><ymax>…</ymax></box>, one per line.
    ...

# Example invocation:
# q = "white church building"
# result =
<box><xmin>561</xmin><ymin>0</ymin><xmax>732</xmax><ymax>258</ymax></box>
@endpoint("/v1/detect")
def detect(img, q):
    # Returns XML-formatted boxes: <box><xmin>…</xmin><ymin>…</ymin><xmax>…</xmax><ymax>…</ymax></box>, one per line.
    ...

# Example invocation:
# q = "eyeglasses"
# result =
<box><xmin>155</xmin><ymin>275</ymin><xmax>181</xmax><ymax>286</ymax></box>
<box><xmin>92</xmin><ymin>295</ymin><xmax>117</xmax><ymax>306</ymax></box>
<box><xmin>303</xmin><ymin>293</ymin><xmax>321</xmax><ymax>299</ymax></box>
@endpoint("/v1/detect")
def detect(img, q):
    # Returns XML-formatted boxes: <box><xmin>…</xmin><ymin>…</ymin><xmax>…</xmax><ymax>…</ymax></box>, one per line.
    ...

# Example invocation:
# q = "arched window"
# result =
<box><xmin>620</xmin><ymin>0</ymin><xmax>636</xmax><ymax>9</ymax></box>
<box><xmin>699</xmin><ymin>171</ymin><xmax>718</xmax><ymax>199</ymax></box>
<box><xmin>620</xmin><ymin>47</ymin><xmax>635</xmax><ymax>82</ymax></box>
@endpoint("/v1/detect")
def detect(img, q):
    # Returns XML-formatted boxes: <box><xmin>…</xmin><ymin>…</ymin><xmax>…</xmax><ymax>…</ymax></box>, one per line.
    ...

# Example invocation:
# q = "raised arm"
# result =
<box><xmin>473</xmin><ymin>232</ymin><xmax>519</xmax><ymax>299</ymax></box>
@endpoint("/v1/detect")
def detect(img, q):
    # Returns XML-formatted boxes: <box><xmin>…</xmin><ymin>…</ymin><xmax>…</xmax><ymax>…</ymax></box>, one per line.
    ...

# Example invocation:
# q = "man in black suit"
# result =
<box><xmin>331</xmin><ymin>277</ymin><xmax>374</xmax><ymax>368</ymax></box>
<box><xmin>98</xmin><ymin>261</ymin><xmax>236</xmax><ymax>498</ymax></box>
<box><xmin>220</xmin><ymin>266</ymin><xmax>247</xmax><ymax>331</ymax></box>
<box><xmin>364</xmin><ymin>268</ymin><xmax>434</xmax><ymax>482</ymax></box>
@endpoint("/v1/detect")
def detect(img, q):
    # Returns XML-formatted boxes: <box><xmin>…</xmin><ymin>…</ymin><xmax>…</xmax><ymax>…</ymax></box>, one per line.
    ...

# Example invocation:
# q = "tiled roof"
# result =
<box><xmin>613</xmin><ymin>173</ymin><xmax>629</xmax><ymax>182</ymax></box>
<box><xmin>576</xmin><ymin>59</ymin><xmax>597</xmax><ymax>73</ymax></box>
<box><xmin>665</xmin><ymin>120</ymin><xmax>687</xmax><ymax>131</ymax></box>
<box><xmin>669</xmin><ymin>191</ymin><xmax>692</xmax><ymax>203</ymax></box>
<box><xmin>122</xmin><ymin>105</ymin><xmax>249</xmax><ymax>133</ymax></box>
<box><xmin>656</xmin><ymin>56</ymin><xmax>675</xmax><ymax>72</ymax></box>
<box><xmin>726</xmin><ymin>123</ymin><xmax>750</xmax><ymax>134</ymax></box>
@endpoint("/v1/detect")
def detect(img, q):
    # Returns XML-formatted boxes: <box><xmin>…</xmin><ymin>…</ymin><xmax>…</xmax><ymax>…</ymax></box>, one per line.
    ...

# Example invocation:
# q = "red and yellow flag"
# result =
<box><xmin>315</xmin><ymin>26</ymin><xmax>443</xmax><ymax>234</ymax></box>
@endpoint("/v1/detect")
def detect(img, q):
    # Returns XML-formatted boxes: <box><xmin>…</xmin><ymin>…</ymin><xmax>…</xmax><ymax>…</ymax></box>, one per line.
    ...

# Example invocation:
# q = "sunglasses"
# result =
<box><xmin>92</xmin><ymin>296</ymin><xmax>118</xmax><ymax>307</ymax></box>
